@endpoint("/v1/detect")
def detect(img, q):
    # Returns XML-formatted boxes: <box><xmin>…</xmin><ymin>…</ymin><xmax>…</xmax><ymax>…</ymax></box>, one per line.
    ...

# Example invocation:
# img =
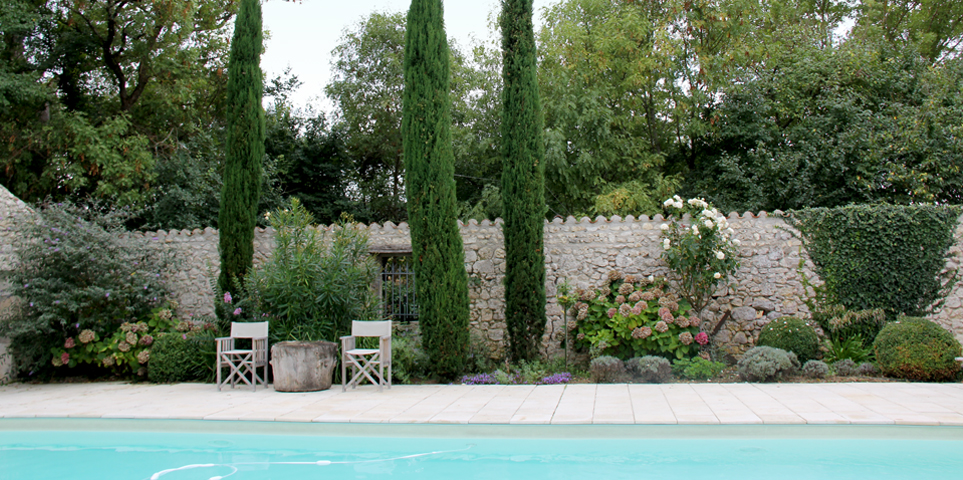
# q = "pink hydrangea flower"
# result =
<box><xmin>64</xmin><ymin>337</ymin><xmax>75</xmax><ymax>349</ymax></box>
<box><xmin>60</xmin><ymin>352</ymin><xmax>70</xmax><ymax>364</ymax></box>
<box><xmin>607</xmin><ymin>307</ymin><xmax>617</xmax><ymax>319</ymax></box>
<box><xmin>233</xmin><ymin>307</ymin><xmax>242</xmax><ymax>316</ymax></box>
<box><xmin>695</xmin><ymin>331</ymin><xmax>709</xmax><ymax>345</ymax></box>
<box><xmin>224</xmin><ymin>292</ymin><xmax>233</xmax><ymax>304</ymax></box>
<box><xmin>679</xmin><ymin>332</ymin><xmax>694</xmax><ymax>345</ymax></box>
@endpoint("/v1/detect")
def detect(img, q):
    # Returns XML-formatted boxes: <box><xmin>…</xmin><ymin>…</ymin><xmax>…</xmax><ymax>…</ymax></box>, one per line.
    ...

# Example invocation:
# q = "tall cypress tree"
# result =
<box><xmin>501</xmin><ymin>0</ymin><xmax>546</xmax><ymax>361</ymax></box>
<box><xmin>402</xmin><ymin>0</ymin><xmax>470</xmax><ymax>378</ymax></box>
<box><xmin>218</xmin><ymin>0</ymin><xmax>264</xmax><ymax>312</ymax></box>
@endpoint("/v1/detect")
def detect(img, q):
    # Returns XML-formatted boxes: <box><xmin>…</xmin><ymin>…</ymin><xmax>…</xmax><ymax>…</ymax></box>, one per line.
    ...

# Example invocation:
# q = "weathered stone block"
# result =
<box><xmin>271</xmin><ymin>341</ymin><xmax>337</xmax><ymax>392</ymax></box>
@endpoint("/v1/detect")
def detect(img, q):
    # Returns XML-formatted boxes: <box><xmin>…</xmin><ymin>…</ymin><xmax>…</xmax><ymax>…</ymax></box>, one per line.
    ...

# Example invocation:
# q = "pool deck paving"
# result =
<box><xmin>1</xmin><ymin>381</ymin><xmax>963</xmax><ymax>426</ymax></box>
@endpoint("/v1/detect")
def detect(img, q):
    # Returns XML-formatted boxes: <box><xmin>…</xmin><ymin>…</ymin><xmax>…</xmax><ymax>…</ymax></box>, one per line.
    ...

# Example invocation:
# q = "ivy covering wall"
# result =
<box><xmin>787</xmin><ymin>204</ymin><xmax>962</xmax><ymax>319</ymax></box>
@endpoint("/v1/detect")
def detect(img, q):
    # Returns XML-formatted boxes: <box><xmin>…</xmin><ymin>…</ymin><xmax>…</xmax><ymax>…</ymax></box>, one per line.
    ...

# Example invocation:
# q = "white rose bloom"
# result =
<box><xmin>648</xmin><ymin>275</ymin><xmax>655</xmax><ymax>282</ymax></box>
<box><xmin>663</xmin><ymin>198</ymin><xmax>674</xmax><ymax>207</ymax></box>
<box><xmin>704</xmin><ymin>219</ymin><xmax>713</xmax><ymax>229</ymax></box>
<box><xmin>673</xmin><ymin>195</ymin><xmax>683</xmax><ymax>202</ymax></box>
<box><xmin>660</xmin><ymin>223</ymin><xmax>669</xmax><ymax>231</ymax></box>
<box><xmin>674</xmin><ymin>201</ymin><xmax>684</xmax><ymax>209</ymax></box>
<box><xmin>691</xmin><ymin>225</ymin><xmax>700</xmax><ymax>235</ymax></box>
<box><xmin>663</xmin><ymin>239</ymin><xmax>671</xmax><ymax>248</ymax></box>
<box><xmin>733</xmin><ymin>239</ymin><xmax>742</xmax><ymax>246</ymax></box>
<box><xmin>726</xmin><ymin>227</ymin><xmax>734</xmax><ymax>235</ymax></box>
<box><xmin>713</xmin><ymin>272</ymin><xmax>722</xmax><ymax>279</ymax></box>
<box><xmin>716</xmin><ymin>251</ymin><xmax>725</xmax><ymax>260</ymax></box>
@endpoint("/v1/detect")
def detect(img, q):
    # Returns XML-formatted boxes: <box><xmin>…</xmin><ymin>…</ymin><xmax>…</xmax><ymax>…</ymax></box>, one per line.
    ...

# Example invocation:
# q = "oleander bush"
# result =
<box><xmin>246</xmin><ymin>200</ymin><xmax>381</xmax><ymax>344</ymax></box>
<box><xmin>737</xmin><ymin>346</ymin><xmax>800</xmax><ymax>382</ymax></box>
<box><xmin>148</xmin><ymin>331</ymin><xmax>215</xmax><ymax>383</ymax></box>
<box><xmin>832</xmin><ymin>358</ymin><xmax>858</xmax><ymax>377</ymax></box>
<box><xmin>873</xmin><ymin>317</ymin><xmax>962</xmax><ymax>382</ymax></box>
<box><xmin>626</xmin><ymin>356</ymin><xmax>672</xmax><ymax>383</ymax></box>
<box><xmin>801</xmin><ymin>360</ymin><xmax>829</xmax><ymax>379</ymax></box>
<box><xmin>590</xmin><ymin>355</ymin><xmax>627</xmax><ymax>383</ymax></box>
<box><xmin>671</xmin><ymin>357</ymin><xmax>726</xmax><ymax>380</ymax></box>
<box><xmin>756</xmin><ymin>317</ymin><xmax>820</xmax><ymax>363</ymax></box>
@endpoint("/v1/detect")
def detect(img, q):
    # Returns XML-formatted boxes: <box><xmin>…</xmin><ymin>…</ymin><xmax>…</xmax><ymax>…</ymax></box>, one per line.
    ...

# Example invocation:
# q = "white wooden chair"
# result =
<box><xmin>341</xmin><ymin>320</ymin><xmax>392</xmax><ymax>392</ymax></box>
<box><xmin>216</xmin><ymin>321</ymin><xmax>269</xmax><ymax>391</ymax></box>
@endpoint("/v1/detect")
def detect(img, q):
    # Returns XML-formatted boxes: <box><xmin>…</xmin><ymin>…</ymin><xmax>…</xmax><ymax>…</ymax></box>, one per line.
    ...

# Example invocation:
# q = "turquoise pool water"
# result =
<box><xmin>1</xmin><ymin>420</ymin><xmax>961</xmax><ymax>479</ymax></box>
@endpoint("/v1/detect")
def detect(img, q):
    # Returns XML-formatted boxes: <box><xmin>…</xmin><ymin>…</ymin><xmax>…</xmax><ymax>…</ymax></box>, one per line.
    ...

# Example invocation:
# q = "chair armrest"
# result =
<box><xmin>341</xmin><ymin>335</ymin><xmax>356</xmax><ymax>353</ymax></box>
<box><xmin>215</xmin><ymin>337</ymin><xmax>234</xmax><ymax>354</ymax></box>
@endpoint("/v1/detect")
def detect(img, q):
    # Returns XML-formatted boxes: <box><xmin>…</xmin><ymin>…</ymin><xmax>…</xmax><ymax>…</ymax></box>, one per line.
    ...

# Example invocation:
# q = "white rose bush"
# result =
<box><xmin>660</xmin><ymin>196</ymin><xmax>741</xmax><ymax>317</ymax></box>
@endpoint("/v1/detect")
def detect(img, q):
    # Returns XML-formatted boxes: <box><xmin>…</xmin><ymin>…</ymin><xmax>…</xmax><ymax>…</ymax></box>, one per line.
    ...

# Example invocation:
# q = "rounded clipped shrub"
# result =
<box><xmin>873</xmin><ymin>317</ymin><xmax>962</xmax><ymax>381</ymax></box>
<box><xmin>148</xmin><ymin>333</ymin><xmax>213</xmax><ymax>383</ymax></box>
<box><xmin>626</xmin><ymin>356</ymin><xmax>672</xmax><ymax>383</ymax></box>
<box><xmin>590</xmin><ymin>355</ymin><xmax>627</xmax><ymax>383</ymax></box>
<box><xmin>801</xmin><ymin>360</ymin><xmax>829</xmax><ymax>379</ymax></box>
<box><xmin>833</xmin><ymin>359</ymin><xmax>857</xmax><ymax>377</ymax></box>
<box><xmin>737</xmin><ymin>346</ymin><xmax>800</xmax><ymax>382</ymax></box>
<box><xmin>757</xmin><ymin>317</ymin><xmax>820</xmax><ymax>363</ymax></box>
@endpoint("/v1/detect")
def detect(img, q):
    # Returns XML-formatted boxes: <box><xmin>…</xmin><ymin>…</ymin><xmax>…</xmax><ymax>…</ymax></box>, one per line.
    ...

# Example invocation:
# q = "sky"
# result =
<box><xmin>261</xmin><ymin>0</ymin><xmax>553</xmax><ymax>111</ymax></box>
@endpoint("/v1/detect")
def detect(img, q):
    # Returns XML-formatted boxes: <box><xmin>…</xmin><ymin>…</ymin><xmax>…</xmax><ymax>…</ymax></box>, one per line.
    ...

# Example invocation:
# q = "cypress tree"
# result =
<box><xmin>402</xmin><ymin>0</ymin><xmax>470</xmax><ymax>378</ymax></box>
<box><xmin>218</xmin><ymin>0</ymin><xmax>264</xmax><ymax>314</ymax></box>
<box><xmin>500</xmin><ymin>0</ymin><xmax>546</xmax><ymax>361</ymax></box>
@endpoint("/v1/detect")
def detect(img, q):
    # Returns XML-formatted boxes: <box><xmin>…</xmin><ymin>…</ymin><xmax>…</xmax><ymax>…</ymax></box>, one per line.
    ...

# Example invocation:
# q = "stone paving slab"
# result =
<box><xmin>1</xmin><ymin>382</ymin><xmax>962</xmax><ymax>426</ymax></box>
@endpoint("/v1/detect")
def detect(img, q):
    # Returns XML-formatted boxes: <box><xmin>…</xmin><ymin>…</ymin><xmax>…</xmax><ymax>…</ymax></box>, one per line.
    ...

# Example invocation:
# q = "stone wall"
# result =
<box><xmin>1</xmin><ymin>184</ymin><xmax>962</xmax><ymax>363</ymax></box>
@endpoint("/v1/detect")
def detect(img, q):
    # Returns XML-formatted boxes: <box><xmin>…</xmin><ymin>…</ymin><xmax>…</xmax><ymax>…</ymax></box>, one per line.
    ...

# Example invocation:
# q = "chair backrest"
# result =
<box><xmin>230</xmin><ymin>321</ymin><xmax>269</xmax><ymax>339</ymax></box>
<box><xmin>351</xmin><ymin>320</ymin><xmax>392</xmax><ymax>338</ymax></box>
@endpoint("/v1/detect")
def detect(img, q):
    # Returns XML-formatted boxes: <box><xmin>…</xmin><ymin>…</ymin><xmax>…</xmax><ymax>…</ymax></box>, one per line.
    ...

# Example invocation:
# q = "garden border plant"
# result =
<box><xmin>0</xmin><ymin>200</ymin><xmax>173</xmax><ymax>379</ymax></box>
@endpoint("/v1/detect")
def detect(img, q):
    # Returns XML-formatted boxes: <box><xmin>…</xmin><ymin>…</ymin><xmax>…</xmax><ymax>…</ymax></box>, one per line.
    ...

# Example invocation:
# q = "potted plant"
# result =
<box><xmin>245</xmin><ymin>200</ymin><xmax>382</xmax><ymax>392</ymax></box>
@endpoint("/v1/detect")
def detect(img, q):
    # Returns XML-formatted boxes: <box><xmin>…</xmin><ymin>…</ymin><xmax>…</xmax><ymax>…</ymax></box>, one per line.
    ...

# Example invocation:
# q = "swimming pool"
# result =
<box><xmin>2</xmin><ymin>419</ymin><xmax>961</xmax><ymax>479</ymax></box>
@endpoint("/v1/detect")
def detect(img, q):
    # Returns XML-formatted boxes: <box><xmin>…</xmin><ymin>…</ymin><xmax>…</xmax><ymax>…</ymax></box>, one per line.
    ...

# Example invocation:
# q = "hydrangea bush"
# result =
<box><xmin>47</xmin><ymin>306</ymin><xmax>202</xmax><ymax>376</ymax></box>
<box><xmin>660</xmin><ymin>196</ymin><xmax>741</xmax><ymax>315</ymax></box>
<box><xmin>0</xmin><ymin>201</ymin><xmax>173</xmax><ymax>378</ymax></box>
<box><xmin>571</xmin><ymin>272</ymin><xmax>704</xmax><ymax>360</ymax></box>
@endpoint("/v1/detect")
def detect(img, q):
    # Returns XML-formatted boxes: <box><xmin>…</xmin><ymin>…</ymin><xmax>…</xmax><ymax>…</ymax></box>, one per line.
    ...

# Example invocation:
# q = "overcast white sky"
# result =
<box><xmin>261</xmin><ymin>0</ymin><xmax>553</xmax><ymax>110</ymax></box>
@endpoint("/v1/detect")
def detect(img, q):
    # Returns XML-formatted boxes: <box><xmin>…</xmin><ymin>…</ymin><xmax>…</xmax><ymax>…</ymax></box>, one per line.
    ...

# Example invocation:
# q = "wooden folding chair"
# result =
<box><xmin>341</xmin><ymin>320</ymin><xmax>392</xmax><ymax>392</ymax></box>
<box><xmin>216</xmin><ymin>321</ymin><xmax>269</xmax><ymax>391</ymax></box>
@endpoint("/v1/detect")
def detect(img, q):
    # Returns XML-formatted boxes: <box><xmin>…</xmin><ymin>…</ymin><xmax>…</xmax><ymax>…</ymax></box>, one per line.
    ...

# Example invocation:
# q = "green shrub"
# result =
<box><xmin>737</xmin><ymin>346</ymin><xmax>799</xmax><ymax>382</ymax></box>
<box><xmin>832</xmin><ymin>359</ymin><xmax>858</xmax><ymax>377</ymax></box>
<box><xmin>671</xmin><ymin>357</ymin><xmax>726</xmax><ymax>380</ymax></box>
<box><xmin>248</xmin><ymin>200</ymin><xmax>381</xmax><ymax>344</ymax></box>
<box><xmin>811</xmin><ymin>304</ymin><xmax>886</xmax><ymax>348</ymax></box>
<box><xmin>590</xmin><ymin>355</ymin><xmax>627</xmax><ymax>383</ymax></box>
<box><xmin>0</xmin><ymin>201</ymin><xmax>172</xmax><ymax>378</ymax></box>
<box><xmin>391</xmin><ymin>334</ymin><xmax>429</xmax><ymax>384</ymax></box>
<box><xmin>756</xmin><ymin>317</ymin><xmax>820</xmax><ymax>363</ymax></box>
<box><xmin>823</xmin><ymin>335</ymin><xmax>873</xmax><ymax>364</ymax></box>
<box><xmin>787</xmin><ymin>204</ymin><xmax>961</xmax><ymax>319</ymax></box>
<box><xmin>626</xmin><ymin>356</ymin><xmax>672</xmax><ymax>383</ymax></box>
<box><xmin>572</xmin><ymin>274</ymin><xmax>701</xmax><ymax>360</ymax></box>
<box><xmin>801</xmin><ymin>360</ymin><xmax>829</xmax><ymax>379</ymax></box>
<box><xmin>873</xmin><ymin>317</ymin><xmax>962</xmax><ymax>381</ymax></box>
<box><xmin>148</xmin><ymin>332</ymin><xmax>214</xmax><ymax>383</ymax></box>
